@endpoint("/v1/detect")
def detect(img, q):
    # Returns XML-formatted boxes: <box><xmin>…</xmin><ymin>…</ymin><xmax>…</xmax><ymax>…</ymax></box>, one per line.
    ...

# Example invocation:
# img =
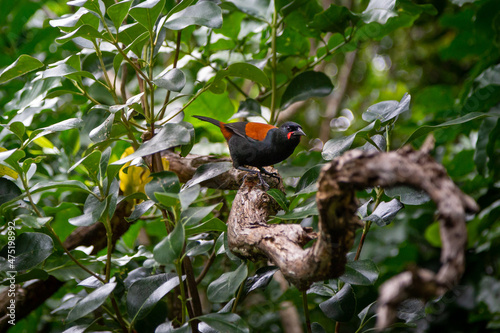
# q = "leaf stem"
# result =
<box><xmin>232</xmin><ymin>278</ymin><xmax>246</xmax><ymax>313</ymax></box>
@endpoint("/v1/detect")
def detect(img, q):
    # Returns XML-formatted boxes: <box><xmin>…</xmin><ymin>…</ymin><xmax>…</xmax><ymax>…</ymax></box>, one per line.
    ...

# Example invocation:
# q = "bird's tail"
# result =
<box><xmin>192</xmin><ymin>115</ymin><xmax>222</xmax><ymax>128</ymax></box>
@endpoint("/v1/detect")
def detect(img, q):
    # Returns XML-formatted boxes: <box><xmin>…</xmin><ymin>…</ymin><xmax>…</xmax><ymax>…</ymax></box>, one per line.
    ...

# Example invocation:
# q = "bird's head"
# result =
<box><xmin>280</xmin><ymin>122</ymin><xmax>306</xmax><ymax>140</ymax></box>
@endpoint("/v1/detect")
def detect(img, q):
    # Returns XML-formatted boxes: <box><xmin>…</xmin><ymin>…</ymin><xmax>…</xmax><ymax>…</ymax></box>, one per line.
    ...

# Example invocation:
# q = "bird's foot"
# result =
<box><xmin>258</xmin><ymin>167</ymin><xmax>280</xmax><ymax>180</ymax></box>
<box><xmin>242</xmin><ymin>171</ymin><xmax>270</xmax><ymax>189</ymax></box>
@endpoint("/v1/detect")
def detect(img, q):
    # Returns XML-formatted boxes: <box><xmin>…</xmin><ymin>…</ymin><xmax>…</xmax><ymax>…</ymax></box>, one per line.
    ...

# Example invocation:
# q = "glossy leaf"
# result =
<box><xmin>181</xmin><ymin>203</ymin><xmax>220</xmax><ymax>226</ymax></box>
<box><xmin>244</xmin><ymin>266</ymin><xmax>279</xmax><ymax>294</ymax></box>
<box><xmin>185</xmin><ymin>218</ymin><xmax>227</xmax><ymax>236</ymax></box>
<box><xmin>340</xmin><ymin>260</ymin><xmax>379</xmax><ymax>285</ymax></box>
<box><xmin>474</xmin><ymin>117</ymin><xmax>497</xmax><ymax>175</ymax></box>
<box><xmin>154</xmin><ymin>68</ymin><xmax>186</xmax><ymax>92</ymax></box>
<box><xmin>112</xmin><ymin>124</ymin><xmax>191</xmax><ymax>165</ymax></box>
<box><xmin>198</xmin><ymin>313</ymin><xmax>249</xmax><ymax>333</ymax></box>
<box><xmin>0</xmin><ymin>55</ymin><xmax>44</xmax><ymax>84</ymax></box>
<box><xmin>127</xmin><ymin>273</ymin><xmax>181</xmax><ymax>323</ymax></box>
<box><xmin>280</xmin><ymin>71</ymin><xmax>333</xmax><ymax>109</ymax></box>
<box><xmin>212</xmin><ymin>63</ymin><xmax>270</xmax><ymax>90</ymax></box>
<box><xmin>89</xmin><ymin>113</ymin><xmax>114</xmax><ymax>143</ymax></box>
<box><xmin>402</xmin><ymin>111</ymin><xmax>500</xmax><ymax>146</ymax></box>
<box><xmin>208</xmin><ymin>262</ymin><xmax>248</xmax><ymax>303</ymax></box>
<box><xmin>26</xmin><ymin>118</ymin><xmax>84</xmax><ymax>147</ymax></box>
<box><xmin>107</xmin><ymin>0</ymin><xmax>132</xmax><ymax>29</ymax></box>
<box><xmin>185</xmin><ymin>162</ymin><xmax>233</xmax><ymax>188</ymax></box>
<box><xmin>322</xmin><ymin>121</ymin><xmax>378</xmax><ymax>160</ymax></box>
<box><xmin>16</xmin><ymin>215</ymin><xmax>52</xmax><ymax>229</ymax></box>
<box><xmin>363</xmin><ymin>198</ymin><xmax>404</xmax><ymax>226</ymax></box>
<box><xmin>130</xmin><ymin>0</ymin><xmax>165</xmax><ymax>31</ymax></box>
<box><xmin>163</xmin><ymin>1</ymin><xmax>222</xmax><ymax>30</ymax></box>
<box><xmin>274</xmin><ymin>200</ymin><xmax>318</xmax><ymax>220</ymax></box>
<box><xmin>68</xmin><ymin>191</ymin><xmax>107</xmax><ymax>226</ymax></box>
<box><xmin>362</xmin><ymin>0</ymin><xmax>397</xmax><ymax>24</ymax></box>
<box><xmin>319</xmin><ymin>284</ymin><xmax>356</xmax><ymax>322</ymax></box>
<box><xmin>56</xmin><ymin>25</ymin><xmax>103</xmax><ymax>43</ymax></box>
<box><xmin>294</xmin><ymin>164</ymin><xmax>323</xmax><ymax>196</ymax></box>
<box><xmin>0</xmin><ymin>178</ymin><xmax>22</xmax><ymax>206</ymax></box>
<box><xmin>385</xmin><ymin>185</ymin><xmax>430</xmax><ymax>205</ymax></box>
<box><xmin>67</xmin><ymin>282</ymin><xmax>117</xmax><ymax>322</ymax></box>
<box><xmin>145</xmin><ymin>171</ymin><xmax>180</xmax><ymax>204</ymax></box>
<box><xmin>179</xmin><ymin>184</ymin><xmax>200</xmax><ymax>210</ymax></box>
<box><xmin>126</xmin><ymin>200</ymin><xmax>155</xmax><ymax>222</ymax></box>
<box><xmin>49</xmin><ymin>8</ymin><xmax>99</xmax><ymax>31</ymax></box>
<box><xmin>153</xmin><ymin>221</ymin><xmax>185</xmax><ymax>265</ymax></box>
<box><xmin>267</xmin><ymin>189</ymin><xmax>289</xmax><ymax>212</ymax></box>
<box><xmin>362</xmin><ymin>93</ymin><xmax>411</xmax><ymax>123</ymax></box>
<box><xmin>0</xmin><ymin>232</ymin><xmax>53</xmax><ymax>271</ymax></box>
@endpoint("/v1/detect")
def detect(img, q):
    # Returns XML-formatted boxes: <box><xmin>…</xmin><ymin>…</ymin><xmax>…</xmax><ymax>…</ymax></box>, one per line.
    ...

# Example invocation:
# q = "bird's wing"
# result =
<box><xmin>223</xmin><ymin>122</ymin><xmax>250</xmax><ymax>140</ymax></box>
<box><xmin>243</xmin><ymin>123</ymin><xmax>277</xmax><ymax>141</ymax></box>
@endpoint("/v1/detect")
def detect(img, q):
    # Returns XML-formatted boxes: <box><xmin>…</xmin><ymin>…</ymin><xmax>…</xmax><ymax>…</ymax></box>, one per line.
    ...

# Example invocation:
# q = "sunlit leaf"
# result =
<box><xmin>153</xmin><ymin>221</ymin><xmax>185</xmax><ymax>265</ymax></box>
<box><xmin>163</xmin><ymin>1</ymin><xmax>222</xmax><ymax>30</ymax></box>
<box><xmin>154</xmin><ymin>68</ymin><xmax>186</xmax><ymax>92</ymax></box>
<box><xmin>0</xmin><ymin>55</ymin><xmax>44</xmax><ymax>84</ymax></box>
<box><xmin>67</xmin><ymin>282</ymin><xmax>117</xmax><ymax>322</ymax></box>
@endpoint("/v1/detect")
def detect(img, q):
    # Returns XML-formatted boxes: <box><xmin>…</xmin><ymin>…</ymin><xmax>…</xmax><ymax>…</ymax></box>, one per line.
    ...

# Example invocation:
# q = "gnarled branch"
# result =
<box><xmin>226</xmin><ymin>146</ymin><xmax>478</xmax><ymax>329</ymax></box>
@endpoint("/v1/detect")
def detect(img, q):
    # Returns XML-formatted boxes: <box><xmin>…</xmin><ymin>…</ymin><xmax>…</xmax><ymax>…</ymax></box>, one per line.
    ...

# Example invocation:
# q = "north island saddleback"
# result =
<box><xmin>193</xmin><ymin>115</ymin><xmax>306</xmax><ymax>186</ymax></box>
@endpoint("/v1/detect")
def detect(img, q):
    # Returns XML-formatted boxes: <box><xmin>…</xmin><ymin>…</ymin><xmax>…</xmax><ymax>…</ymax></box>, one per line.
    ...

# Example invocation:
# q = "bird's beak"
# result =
<box><xmin>294</xmin><ymin>128</ymin><xmax>306</xmax><ymax>137</ymax></box>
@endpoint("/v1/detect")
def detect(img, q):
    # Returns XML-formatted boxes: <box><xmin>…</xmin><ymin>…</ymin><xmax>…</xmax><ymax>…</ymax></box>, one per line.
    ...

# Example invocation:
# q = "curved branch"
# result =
<box><xmin>226</xmin><ymin>146</ymin><xmax>478</xmax><ymax>329</ymax></box>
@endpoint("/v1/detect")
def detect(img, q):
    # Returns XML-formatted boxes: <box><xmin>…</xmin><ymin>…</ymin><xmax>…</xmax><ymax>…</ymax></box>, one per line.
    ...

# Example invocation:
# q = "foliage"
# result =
<box><xmin>0</xmin><ymin>0</ymin><xmax>499</xmax><ymax>332</ymax></box>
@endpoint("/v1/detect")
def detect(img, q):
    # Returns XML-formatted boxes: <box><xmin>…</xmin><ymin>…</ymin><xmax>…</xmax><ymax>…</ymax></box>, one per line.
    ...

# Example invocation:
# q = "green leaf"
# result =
<box><xmin>198</xmin><ymin>313</ymin><xmax>249</xmax><ymax>333</ymax></box>
<box><xmin>340</xmin><ymin>260</ymin><xmax>379</xmax><ymax>285</ymax></box>
<box><xmin>294</xmin><ymin>164</ymin><xmax>323</xmax><ymax>196</ymax></box>
<box><xmin>179</xmin><ymin>184</ymin><xmax>200</xmax><ymax>210</ymax></box>
<box><xmin>29</xmin><ymin>180</ymin><xmax>92</xmax><ymax>196</ymax></box>
<box><xmin>212</xmin><ymin>63</ymin><xmax>270</xmax><ymax>90</ymax></box>
<box><xmin>70</xmin><ymin>150</ymin><xmax>101</xmax><ymax>180</ymax></box>
<box><xmin>181</xmin><ymin>203</ymin><xmax>220</xmax><ymax>226</ymax></box>
<box><xmin>362</xmin><ymin>0</ymin><xmax>397</xmax><ymax>24</ymax></box>
<box><xmin>126</xmin><ymin>200</ymin><xmax>155</xmax><ymax>222</ymax></box>
<box><xmin>309</xmin><ymin>4</ymin><xmax>359</xmax><ymax>35</ymax></box>
<box><xmin>49</xmin><ymin>8</ymin><xmax>100</xmax><ymax>31</ymax></box>
<box><xmin>363</xmin><ymin>198</ymin><xmax>404</xmax><ymax>226</ymax></box>
<box><xmin>274</xmin><ymin>200</ymin><xmax>318</xmax><ymax>220</ymax></box>
<box><xmin>129</xmin><ymin>0</ymin><xmax>165</xmax><ymax>32</ymax></box>
<box><xmin>280</xmin><ymin>71</ymin><xmax>333</xmax><ymax>109</ymax></box>
<box><xmin>424</xmin><ymin>221</ymin><xmax>441</xmax><ymax>247</ymax></box>
<box><xmin>154</xmin><ymin>68</ymin><xmax>186</xmax><ymax>92</ymax></box>
<box><xmin>185</xmin><ymin>218</ymin><xmax>227</xmax><ymax>236</ymax></box>
<box><xmin>68</xmin><ymin>192</ymin><xmax>107</xmax><ymax>226</ymax></box>
<box><xmin>163</xmin><ymin>1</ymin><xmax>223</xmax><ymax>30</ymax></box>
<box><xmin>127</xmin><ymin>273</ymin><xmax>181</xmax><ymax>323</ymax></box>
<box><xmin>83</xmin><ymin>0</ymin><xmax>106</xmax><ymax>15</ymax></box>
<box><xmin>267</xmin><ymin>189</ymin><xmax>289</xmax><ymax>212</ymax></box>
<box><xmin>0</xmin><ymin>55</ymin><xmax>44</xmax><ymax>84</ymax></box>
<box><xmin>0</xmin><ymin>232</ymin><xmax>54</xmax><ymax>271</ymax></box>
<box><xmin>322</xmin><ymin>121</ymin><xmax>378</xmax><ymax>160</ymax></box>
<box><xmin>385</xmin><ymin>185</ymin><xmax>430</xmax><ymax>205</ymax></box>
<box><xmin>185</xmin><ymin>162</ymin><xmax>233</xmax><ymax>188</ymax></box>
<box><xmin>403</xmin><ymin>111</ymin><xmax>500</xmax><ymax>146</ymax></box>
<box><xmin>107</xmin><ymin>0</ymin><xmax>132</xmax><ymax>29</ymax></box>
<box><xmin>0</xmin><ymin>178</ymin><xmax>22</xmax><ymax>206</ymax></box>
<box><xmin>89</xmin><ymin>113</ymin><xmax>114</xmax><ymax>143</ymax></box>
<box><xmin>16</xmin><ymin>215</ymin><xmax>52</xmax><ymax>229</ymax></box>
<box><xmin>230</xmin><ymin>98</ymin><xmax>262</xmax><ymax>119</ymax></box>
<box><xmin>56</xmin><ymin>24</ymin><xmax>103</xmax><ymax>43</ymax></box>
<box><xmin>8</xmin><ymin>121</ymin><xmax>26</xmax><ymax>140</ymax></box>
<box><xmin>244</xmin><ymin>266</ymin><xmax>279</xmax><ymax>294</ymax></box>
<box><xmin>474</xmin><ymin>117</ymin><xmax>498</xmax><ymax>175</ymax></box>
<box><xmin>153</xmin><ymin>221</ymin><xmax>185</xmax><ymax>265</ymax></box>
<box><xmin>112</xmin><ymin>124</ymin><xmax>191</xmax><ymax>165</ymax></box>
<box><xmin>362</xmin><ymin>93</ymin><xmax>411</xmax><ymax>123</ymax></box>
<box><xmin>208</xmin><ymin>262</ymin><xmax>248</xmax><ymax>303</ymax></box>
<box><xmin>186</xmin><ymin>239</ymin><xmax>214</xmax><ymax>257</ymax></box>
<box><xmin>319</xmin><ymin>284</ymin><xmax>356</xmax><ymax>322</ymax></box>
<box><xmin>145</xmin><ymin>171</ymin><xmax>181</xmax><ymax>204</ymax></box>
<box><xmin>67</xmin><ymin>282</ymin><xmax>117</xmax><ymax>322</ymax></box>
<box><xmin>26</xmin><ymin>118</ymin><xmax>84</xmax><ymax>147</ymax></box>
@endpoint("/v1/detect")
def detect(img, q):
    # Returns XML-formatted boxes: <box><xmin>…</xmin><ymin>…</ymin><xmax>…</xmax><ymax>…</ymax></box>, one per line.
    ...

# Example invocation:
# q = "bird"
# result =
<box><xmin>193</xmin><ymin>115</ymin><xmax>306</xmax><ymax>185</ymax></box>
